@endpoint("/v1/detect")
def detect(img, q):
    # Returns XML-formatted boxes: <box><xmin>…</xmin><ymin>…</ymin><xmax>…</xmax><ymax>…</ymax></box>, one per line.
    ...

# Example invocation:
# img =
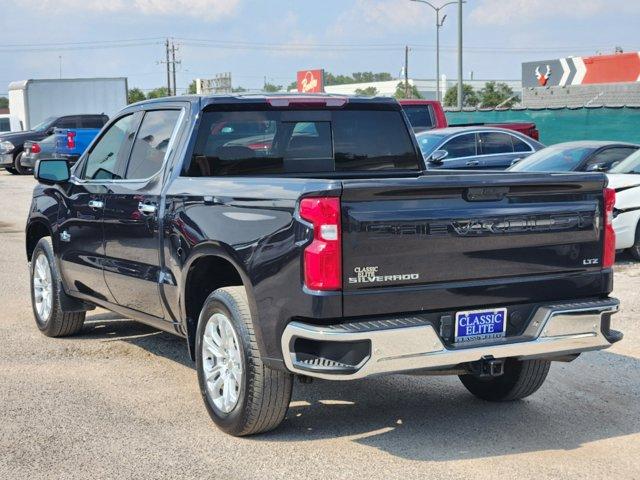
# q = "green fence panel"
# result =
<box><xmin>445</xmin><ymin>107</ymin><xmax>640</xmax><ymax>146</ymax></box>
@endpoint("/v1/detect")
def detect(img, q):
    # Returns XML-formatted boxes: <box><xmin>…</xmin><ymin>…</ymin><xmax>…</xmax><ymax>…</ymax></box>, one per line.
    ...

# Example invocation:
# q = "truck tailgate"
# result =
<box><xmin>341</xmin><ymin>172</ymin><xmax>609</xmax><ymax>317</ymax></box>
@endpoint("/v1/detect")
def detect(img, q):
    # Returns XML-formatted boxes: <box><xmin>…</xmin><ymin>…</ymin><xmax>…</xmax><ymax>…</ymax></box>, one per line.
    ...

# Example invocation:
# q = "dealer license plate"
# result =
<box><xmin>455</xmin><ymin>307</ymin><xmax>507</xmax><ymax>343</ymax></box>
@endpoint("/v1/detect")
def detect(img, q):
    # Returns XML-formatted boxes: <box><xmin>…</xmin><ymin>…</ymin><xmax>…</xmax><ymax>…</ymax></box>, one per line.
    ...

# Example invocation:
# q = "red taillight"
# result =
<box><xmin>299</xmin><ymin>197</ymin><xmax>342</xmax><ymax>291</ymax></box>
<box><xmin>530</xmin><ymin>129</ymin><xmax>540</xmax><ymax>141</ymax></box>
<box><xmin>66</xmin><ymin>131</ymin><xmax>76</xmax><ymax>149</ymax></box>
<box><xmin>603</xmin><ymin>187</ymin><xmax>616</xmax><ymax>268</ymax></box>
<box><xmin>31</xmin><ymin>143</ymin><xmax>41</xmax><ymax>154</ymax></box>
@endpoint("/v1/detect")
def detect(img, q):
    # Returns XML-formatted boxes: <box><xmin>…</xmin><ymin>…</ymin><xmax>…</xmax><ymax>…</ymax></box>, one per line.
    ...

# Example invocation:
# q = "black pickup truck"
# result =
<box><xmin>26</xmin><ymin>94</ymin><xmax>621</xmax><ymax>436</ymax></box>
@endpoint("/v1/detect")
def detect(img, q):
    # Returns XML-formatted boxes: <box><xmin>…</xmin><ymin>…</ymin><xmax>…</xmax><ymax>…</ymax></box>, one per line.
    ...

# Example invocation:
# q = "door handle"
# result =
<box><xmin>88</xmin><ymin>200</ymin><xmax>104</xmax><ymax>210</ymax></box>
<box><xmin>137</xmin><ymin>202</ymin><xmax>157</xmax><ymax>215</ymax></box>
<box><xmin>466</xmin><ymin>160</ymin><xmax>480</xmax><ymax>167</ymax></box>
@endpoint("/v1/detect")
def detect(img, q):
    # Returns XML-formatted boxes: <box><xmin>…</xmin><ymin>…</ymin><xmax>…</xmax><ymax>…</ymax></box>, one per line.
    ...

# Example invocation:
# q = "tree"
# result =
<box><xmin>286</xmin><ymin>81</ymin><xmax>298</xmax><ymax>92</ymax></box>
<box><xmin>324</xmin><ymin>72</ymin><xmax>354</xmax><ymax>86</ymax></box>
<box><xmin>324</xmin><ymin>71</ymin><xmax>394</xmax><ymax>86</ymax></box>
<box><xmin>393</xmin><ymin>82</ymin><xmax>422</xmax><ymax>100</ymax></box>
<box><xmin>478</xmin><ymin>81</ymin><xmax>517</xmax><ymax>108</ymax></box>
<box><xmin>263</xmin><ymin>83</ymin><xmax>282</xmax><ymax>93</ymax></box>
<box><xmin>146</xmin><ymin>87</ymin><xmax>170</xmax><ymax>99</ymax></box>
<box><xmin>232</xmin><ymin>86</ymin><xmax>247</xmax><ymax>93</ymax></box>
<box><xmin>127</xmin><ymin>88</ymin><xmax>146</xmax><ymax>104</ymax></box>
<box><xmin>352</xmin><ymin>72</ymin><xmax>393</xmax><ymax>83</ymax></box>
<box><xmin>0</xmin><ymin>97</ymin><xmax>8</xmax><ymax>109</ymax></box>
<box><xmin>443</xmin><ymin>83</ymin><xmax>479</xmax><ymax>108</ymax></box>
<box><xmin>354</xmin><ymin>86</ymin><xmax>379</xmax><ymax>96</ymax></box>
<box><xmin>187</xmin><ymin>80</ymin><xmax>197</xmax><ymax>95</ymax></box>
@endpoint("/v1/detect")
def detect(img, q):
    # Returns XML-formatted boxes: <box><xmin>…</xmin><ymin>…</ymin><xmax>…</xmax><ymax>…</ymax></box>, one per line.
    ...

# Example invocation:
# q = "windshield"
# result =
<box><xmin>32</xmin><ymin>117</ymin><xmax>56</xmax><ymax>132</ymax></box>
<box><xmin>415</xmin><ymin>132</ymin><xmax>447</xmax><ymax>156</ymax></box>
<box><xmin>609</xmin><ymin>149</ymin><xmax>640</xmax><ymax>174</ymax></box>
<box><xmin>185</xmin><ymin>108</ymin><xmax>420</xmax><ymax>176</ymax></box>
<box><xmin>508</xmin><ymin>145</ymin><xmax>595</xmax><ymax>172</ymax></box>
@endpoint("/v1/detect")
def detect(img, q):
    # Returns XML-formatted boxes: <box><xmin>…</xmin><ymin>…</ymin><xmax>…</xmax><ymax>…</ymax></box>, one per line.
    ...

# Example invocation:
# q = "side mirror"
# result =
<box><xmin>586</xmin><ymin>163</ymin><xmax>606</xmax><ymax>172</ymax></box>
<box><xmin>429</xmin><ymin>150</ymin><xmax>448</xmax><ymax>164</ymax></box>
<box><xmin>45</xmin><ymin>127</ymin><xmax>55</xmax><ymax>136</ymax></box>
<box><xmin>34</xmin><ymin>159</ymin><xmax>70</xmax><ymax>185</ymax></box>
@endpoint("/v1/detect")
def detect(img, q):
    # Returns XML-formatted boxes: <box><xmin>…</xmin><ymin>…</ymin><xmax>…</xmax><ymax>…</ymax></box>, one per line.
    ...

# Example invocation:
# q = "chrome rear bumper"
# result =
<box><xmin>281</xmin><ymin>298</ymin><xmax>620</xmax><ymax>380</ymax></box>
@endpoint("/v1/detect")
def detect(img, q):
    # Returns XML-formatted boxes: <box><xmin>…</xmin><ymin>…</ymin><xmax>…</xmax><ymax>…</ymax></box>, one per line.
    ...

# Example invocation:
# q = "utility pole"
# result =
<box><xmin>457</xmin><ymin>0</ymin><xmax>463</xmax><ymax>109</ymax></box>
<box><xmin>58</xmin><ymin>55</ymin><xmax>62</xmax><ymax>79</ymax></box>
<box><xmin>159</xmin><ymin>38</ymin><xmax>181</xmax><ymax>96</ymax></box>
<box><xmin>165</xmin><ymin>39</ymin><xmax>171</xmax><ymax>96</ymax></box>
<box><xmin>404</xmin><ymin>45</ymin><xmax>410</xmax><ymax>98</ymax></box>
<box><xmin>171</xmin><ymin>41</ymin><xmax>180</xmax><ymax>96</ymax></box>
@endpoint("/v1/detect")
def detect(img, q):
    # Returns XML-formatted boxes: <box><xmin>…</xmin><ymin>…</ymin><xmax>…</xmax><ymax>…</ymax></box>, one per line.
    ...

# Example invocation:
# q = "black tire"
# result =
<box><xmin>14</xmin><ymin>151</ymin><xmax>30</xmax><ymax>175</ymax></box>
<box><xmin>630</xmin><ymin>222</ymin><xmax>640</xmax><ymax>261</ymax></box>
<box><xmin>5</xmin><ymin>166</ymin><xmax>19</xmax><ymax>174</ymax></box>
<box><xmin>30</xmin><ymin>237</ymin><xmax>86</xmax><ymax>337</ymax></box>
<box><xmin>459</xmin><ymin>358</ymin><xmax>551</xmax><ymax>402</ymax></box>
<box><xmin>196</xmin><ymin>286</ymin><xmax>293</xmax><ymax>436</ymax></box>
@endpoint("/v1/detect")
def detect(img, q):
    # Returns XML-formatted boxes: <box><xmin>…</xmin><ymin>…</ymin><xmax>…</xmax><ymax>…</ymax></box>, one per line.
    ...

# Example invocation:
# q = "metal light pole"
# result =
<box><xmin>457</xmin><ymin>0</ymin><xmax>463</xmax><ymax>110</ymax></box>
<box><xmin>411</xmin><ymin>0</ymin><xmax>458</xmax><ymax>103</ymax></box>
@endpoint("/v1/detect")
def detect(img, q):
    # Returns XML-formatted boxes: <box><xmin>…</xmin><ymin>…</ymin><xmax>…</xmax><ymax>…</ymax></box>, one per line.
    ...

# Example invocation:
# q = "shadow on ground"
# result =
<box><xmin>77</xmin><ymin>309</ymin><xmax>640</xmax><ymax>463</ymax></box>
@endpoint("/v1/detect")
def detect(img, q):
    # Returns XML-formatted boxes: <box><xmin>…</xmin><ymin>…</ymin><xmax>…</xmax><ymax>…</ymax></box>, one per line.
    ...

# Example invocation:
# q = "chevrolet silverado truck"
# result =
<box><xmin>26</xmin><ymin>94</ymin><xmax>621</xmax><ymax>436</ymax></box>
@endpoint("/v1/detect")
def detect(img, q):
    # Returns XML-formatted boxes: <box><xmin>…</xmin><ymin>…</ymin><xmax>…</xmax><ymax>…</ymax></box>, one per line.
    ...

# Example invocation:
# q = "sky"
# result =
<box><xmin>1</xmin><ymin>0</ymin><xmax>640</xmax><ymax>95</ymax></box>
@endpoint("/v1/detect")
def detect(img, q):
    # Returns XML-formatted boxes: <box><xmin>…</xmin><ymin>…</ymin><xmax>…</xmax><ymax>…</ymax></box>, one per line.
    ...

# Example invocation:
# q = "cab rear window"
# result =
<box><xmin>185</xmin><ymin>108</ymin><xmax>419</xmax><ymax>176</ymax></box>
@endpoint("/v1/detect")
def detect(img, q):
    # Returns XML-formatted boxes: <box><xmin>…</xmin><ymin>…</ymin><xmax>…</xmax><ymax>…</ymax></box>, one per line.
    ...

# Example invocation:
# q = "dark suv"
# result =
<box><xmin>0</xmin><ymin>114</ymin><xmax>108</xmax><ymax>174</ymax></box>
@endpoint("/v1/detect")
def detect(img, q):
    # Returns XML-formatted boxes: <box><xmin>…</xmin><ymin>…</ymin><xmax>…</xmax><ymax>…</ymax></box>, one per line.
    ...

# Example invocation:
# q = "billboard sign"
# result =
<box><xmin>296</xmin><ymin>69</ymin><xmax>324</xmax><ymax>93</ymax></box>
<box><xmin>523</xmin><ymin>53</ymin><xmax>640</xmax><ymax>88</ymax></box>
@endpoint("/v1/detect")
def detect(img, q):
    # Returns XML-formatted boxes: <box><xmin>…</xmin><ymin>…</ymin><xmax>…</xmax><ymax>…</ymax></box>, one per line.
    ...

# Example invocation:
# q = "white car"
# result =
<box><xmin>607</xmin><ymin>150</ymin><xmax>640</xmax><ymax>259</ymax></box>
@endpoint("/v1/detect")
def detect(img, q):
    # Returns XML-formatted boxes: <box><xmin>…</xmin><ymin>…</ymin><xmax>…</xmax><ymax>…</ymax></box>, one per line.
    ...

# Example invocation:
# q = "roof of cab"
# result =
<box><xmin>128</xmin><ymin>93</ymin><xmax>401</xmax><ymax>109</ymax></box>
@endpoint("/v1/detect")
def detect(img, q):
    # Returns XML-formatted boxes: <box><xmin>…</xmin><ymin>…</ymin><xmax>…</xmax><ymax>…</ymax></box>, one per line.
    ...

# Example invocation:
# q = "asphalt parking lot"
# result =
<box><xmin>0</xmin><ymin>171</ymin><xmax>639</xmax><ymax>480</ymax></box>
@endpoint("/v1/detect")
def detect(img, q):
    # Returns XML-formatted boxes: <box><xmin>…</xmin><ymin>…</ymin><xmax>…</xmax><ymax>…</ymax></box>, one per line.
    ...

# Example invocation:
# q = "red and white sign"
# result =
<box><xmin>524</xmin><ymin>52</ymin><xmax>640</xmax><ymax>88</ymax></box>
<box><xmin>296</xmin><ymin>69</ymin><xmax>324</xmax><ymax>93</ymax></box>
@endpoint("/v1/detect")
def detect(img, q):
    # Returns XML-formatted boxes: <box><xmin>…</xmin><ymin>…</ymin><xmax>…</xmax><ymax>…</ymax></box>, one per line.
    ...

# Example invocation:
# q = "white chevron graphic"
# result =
<box><xmin>559</xmin><ymin>58</ymin><xmax>570</xmax><ymax>86</ymax></box>
<box><xmin>573</xmin><ymin>57</ymin><xmax>587</xmax><ymax>85</ymax></box>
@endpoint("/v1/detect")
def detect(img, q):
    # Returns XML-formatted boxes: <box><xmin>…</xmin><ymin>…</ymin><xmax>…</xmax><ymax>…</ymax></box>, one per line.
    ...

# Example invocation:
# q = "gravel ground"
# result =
<box><xmin>0</xmin><ymin>171</ymin><xmax>639</xmax><ymax>480</ymax></box>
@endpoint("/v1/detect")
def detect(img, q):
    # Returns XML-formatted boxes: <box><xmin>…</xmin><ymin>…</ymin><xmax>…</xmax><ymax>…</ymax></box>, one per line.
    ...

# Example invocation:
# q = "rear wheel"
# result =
<box><xmin>630</xmin><ymin>222</ymin><xmax>640</xmax><ymax>261</ymax></box>
<box><xmin>459</xmin><ymin>358</ymin><xmax>551</xmax><ymax>401</ymax></box>
<box><xmin>30</xmin><ymin>237</ymin><xmax>86</xmax><ymax>337</ymax></box>
<box><xmin>196</xmin><ymin>286</ymin><xmax>293</xmax><ymax>436</ymax></box>
<box><xmin>14</xmin><ymin>152</ymin><xmax>30</xmax><ymax>175</ymax></box>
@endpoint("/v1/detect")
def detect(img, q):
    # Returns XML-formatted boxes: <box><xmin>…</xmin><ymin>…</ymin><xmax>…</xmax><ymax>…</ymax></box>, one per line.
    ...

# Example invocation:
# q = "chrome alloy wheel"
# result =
<box><xmin>33</xmin><ymin>253</ymin><xmax>53</xmax><ymax>322</ymax></box>
<box><xmin>202</xmin><ymin>313</ymin><xmax>243</xmax><ymax>413</ymax></box>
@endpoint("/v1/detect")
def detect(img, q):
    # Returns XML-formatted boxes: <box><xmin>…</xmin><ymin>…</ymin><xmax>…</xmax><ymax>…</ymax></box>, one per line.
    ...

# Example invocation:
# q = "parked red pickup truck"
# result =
<box><xmin>400</xmin><ymin>99</ymin><xmax>540</xmax><ymax>141</ymax></box>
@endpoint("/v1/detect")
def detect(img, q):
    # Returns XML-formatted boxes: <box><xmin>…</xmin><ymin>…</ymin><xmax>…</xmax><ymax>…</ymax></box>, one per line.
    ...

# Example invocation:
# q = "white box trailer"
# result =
<box><xmin>8</xmin><ymin>77</ymin><xmax>128</xmax><ymax>130</ymax></box>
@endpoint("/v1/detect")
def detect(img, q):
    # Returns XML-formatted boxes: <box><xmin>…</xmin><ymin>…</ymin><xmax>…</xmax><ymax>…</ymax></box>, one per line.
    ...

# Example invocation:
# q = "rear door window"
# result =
<box><xmin>512</xmin><ymin>136</ymin><xmax>533</xmax><ymax>153</ymax></box>
<box><xmin>81</xmin><ymin>116</ymin><xmax>108</xmax><ymax>129</ymax></box>
<box><xmin>55</xmin><ymin>116</ymin><xmax>78</xmax><ymax>129</ymax></box>
<box><xmin>478</xmin><ymin>132</ymin><xmax>515</xmax><ymax>155</ymax></box>
<box><xmin>186</xmin><ymin>108</ymin><xmax>419</xmax><ymax>176</ymax></box>
<box><xmin>441</xmin><ymin>133</ymin><xmax>477</xmax><ymax>159</ymax></box>
<box><xmin>402</xmin><ymin>105</ymin><xmax>435</xmax><ymax>130</ymax></box>
<box><xmin>125</xmin><ymin>110</ymin><xmax>181</xmax><ymax>180</ymax></box>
